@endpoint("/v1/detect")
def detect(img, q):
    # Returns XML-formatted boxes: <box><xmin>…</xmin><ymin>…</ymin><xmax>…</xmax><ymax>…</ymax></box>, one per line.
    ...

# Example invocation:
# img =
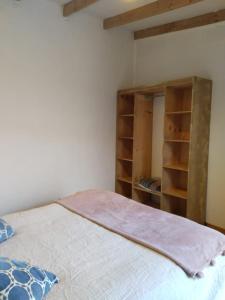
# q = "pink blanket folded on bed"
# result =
<box><xmin>57</xmin><ymin>189</ymin><xmax>225</xmax><ymax>278</ymax></box>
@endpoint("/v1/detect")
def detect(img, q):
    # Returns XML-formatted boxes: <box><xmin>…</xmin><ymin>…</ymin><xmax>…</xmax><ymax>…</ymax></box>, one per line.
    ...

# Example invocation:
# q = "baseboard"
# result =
<box><xmin>206</xmin><ymin>223</ymin><xmax>225</xmax><ymax>234</ymax></box>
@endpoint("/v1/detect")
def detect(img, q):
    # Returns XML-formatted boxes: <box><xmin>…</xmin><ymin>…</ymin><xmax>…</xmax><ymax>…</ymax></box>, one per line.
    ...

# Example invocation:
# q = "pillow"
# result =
<box><xmin>0</xmin><ymin>257</ymin><xmax>59</xmax><ymax>300</ymax></box>
<box><xmin>0</xmin><ymin>219</ymin><xmax>14</xmax><ymax>244</ymax></box>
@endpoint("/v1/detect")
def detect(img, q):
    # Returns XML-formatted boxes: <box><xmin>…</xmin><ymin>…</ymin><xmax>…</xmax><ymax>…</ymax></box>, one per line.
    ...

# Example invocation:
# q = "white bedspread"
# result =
<box><xmin>1</xmin><ymin>204</ymin><xmax>225</xmax><ymax>300</ymax></box>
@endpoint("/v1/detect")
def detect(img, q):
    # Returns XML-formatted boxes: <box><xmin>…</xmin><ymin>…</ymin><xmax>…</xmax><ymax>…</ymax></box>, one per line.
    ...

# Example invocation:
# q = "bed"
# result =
<box><xmin>1</xmin><ymin>201</ymin><xmax>225</xmax><ymax>300</ymax></box>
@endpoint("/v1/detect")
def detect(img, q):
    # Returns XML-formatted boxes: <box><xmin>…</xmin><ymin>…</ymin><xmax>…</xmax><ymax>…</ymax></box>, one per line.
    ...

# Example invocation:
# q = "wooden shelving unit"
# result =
<box><xmin>115</xmin><ymin>77</ymin><xmax>212</xmax><ymax>224</ymax></box>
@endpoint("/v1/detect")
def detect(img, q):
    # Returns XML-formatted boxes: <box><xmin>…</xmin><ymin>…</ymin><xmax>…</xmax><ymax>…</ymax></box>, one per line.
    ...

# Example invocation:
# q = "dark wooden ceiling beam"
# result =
<box><xmin>63</xmin><ymin>0</ymin><xmax>98</xmax><ymax>17</ymax></box>
<box><xmin>103</xmin><ymin>0</ymin><xmax>205</xmax><ymax>29</ymax></box>
<box><xmin>134</xmin><ymin>9</ymin><xmax>225</xmax><ymax>40</ymax></box>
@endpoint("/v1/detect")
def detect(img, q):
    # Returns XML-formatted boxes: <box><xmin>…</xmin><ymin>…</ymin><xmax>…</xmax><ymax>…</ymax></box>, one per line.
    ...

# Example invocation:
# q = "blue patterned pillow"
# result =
<box><xmin>0</xmin><ymin>257</ymin><xmax>59</xmax><ymax>300</ymax></box>
<box><xmin>0</xmin><ymin>219</ymin><xmax>14</xmax><ymax>244</ymax></box>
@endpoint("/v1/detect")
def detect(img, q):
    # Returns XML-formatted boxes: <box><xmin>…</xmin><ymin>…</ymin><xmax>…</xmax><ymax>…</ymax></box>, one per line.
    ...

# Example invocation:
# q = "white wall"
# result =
<box><xmin>134</xmin><ymin>23</ymin><xmax>225</xmax><ymax>229</ymax></box>
<box><xmin>0</xmin><ymin>0</ymin><xmax>133</xmax><ymax>215</ymax></box>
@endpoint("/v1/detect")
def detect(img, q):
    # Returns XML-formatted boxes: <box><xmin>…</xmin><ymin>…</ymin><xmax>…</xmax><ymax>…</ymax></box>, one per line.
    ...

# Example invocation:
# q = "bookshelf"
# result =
<box><xmin>115</xmin><ymin>77</ymin><xmax>212</xmax><ymax>224</ymax></box>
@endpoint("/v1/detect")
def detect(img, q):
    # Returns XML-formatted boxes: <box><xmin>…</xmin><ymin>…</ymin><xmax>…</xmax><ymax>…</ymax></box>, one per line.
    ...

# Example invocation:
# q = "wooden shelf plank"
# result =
<box><xmin>134</xmin><ymin>185</ymin><xmax>161</xmax><ymax>197</ymax></box>
<box><xmin>118</xmin><ymin>136</ymin><xmax>134</xmax><ymax>140</ymax></box>
<box><xmin>117</xmin><ymin>157</ymin><xmax>133</xmax><ymax>162</ymax></box>
<box><xmin>117</xmin><ymin>176</ymin><xmax>133</xmax><ymax>184</ymax></box>
<box><xmin>163</xmin><ymin>163</ymin><xmax>188</xmax><ymax>172</ymax></box>
<box><xmin>119</xmin><ymin>114</ymin><xmax>134</xmax><ymax>117</ymax></box>
<box><xmin>163</xmin><ymin>188</ymin><xmax>188</xmax><ymax>200</ymax></box>
<box><xmin>165</xmin><ymin>111</ymin><xmax>192</xmax><ymax>115</ymax></box>
<box><xmin>165</xmin><ymin>139</ymin><xmax>190</xmax><ymax>143</ymax></box>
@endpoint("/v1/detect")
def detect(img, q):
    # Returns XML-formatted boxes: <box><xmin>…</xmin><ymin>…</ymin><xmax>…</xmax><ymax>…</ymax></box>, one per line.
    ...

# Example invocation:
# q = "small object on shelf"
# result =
<box><xmin>138</xmin><ymin>177</ymin><xmax>161</xmax><ymax>193</ymax></box>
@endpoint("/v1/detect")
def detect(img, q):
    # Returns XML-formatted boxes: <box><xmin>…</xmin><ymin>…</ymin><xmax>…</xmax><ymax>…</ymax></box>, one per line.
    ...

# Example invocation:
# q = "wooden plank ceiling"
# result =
<box><xmin>63</xmin><ymin>0</ymin><xmax>225</xmax><ymax>39</ymax></box>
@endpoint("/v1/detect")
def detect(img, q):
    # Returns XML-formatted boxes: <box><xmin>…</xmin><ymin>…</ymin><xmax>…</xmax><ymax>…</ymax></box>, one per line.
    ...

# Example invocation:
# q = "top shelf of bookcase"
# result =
<box><xmin>118</xmin><ymin>77</ymin><xmax>195</xmax><ymax>96</ymax></box>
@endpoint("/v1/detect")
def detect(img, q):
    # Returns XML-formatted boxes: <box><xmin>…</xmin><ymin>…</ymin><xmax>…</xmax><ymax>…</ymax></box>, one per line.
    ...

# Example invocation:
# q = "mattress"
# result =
<box><xmin>1</xmin><ymin>204</ymin><xmax>225</xmax><ymax>300</ymax></box>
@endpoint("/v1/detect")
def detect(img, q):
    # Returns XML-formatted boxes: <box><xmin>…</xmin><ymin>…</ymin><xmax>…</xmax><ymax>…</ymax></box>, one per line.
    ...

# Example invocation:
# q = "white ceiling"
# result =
<box><xmin>57</xmin><ymin>0</ymin><xmax>225</xmax><ymax>31</ymax></box>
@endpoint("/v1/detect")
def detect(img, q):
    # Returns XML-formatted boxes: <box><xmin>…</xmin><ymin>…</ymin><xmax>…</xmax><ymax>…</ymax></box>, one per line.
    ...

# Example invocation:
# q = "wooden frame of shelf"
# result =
<box><xmin>115</xmin><ymin>77</ymin><xmax>212</xmax><ymax>223</ymax></box>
